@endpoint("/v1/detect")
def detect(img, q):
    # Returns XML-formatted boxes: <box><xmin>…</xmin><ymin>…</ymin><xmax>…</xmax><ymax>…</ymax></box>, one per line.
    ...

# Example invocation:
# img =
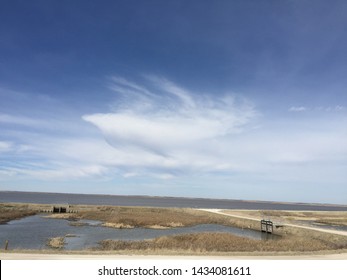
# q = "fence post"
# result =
<box><xmin>5</xmin><ymin>240</ymin><xmax>9</xmax><ymax>250</ymax></box>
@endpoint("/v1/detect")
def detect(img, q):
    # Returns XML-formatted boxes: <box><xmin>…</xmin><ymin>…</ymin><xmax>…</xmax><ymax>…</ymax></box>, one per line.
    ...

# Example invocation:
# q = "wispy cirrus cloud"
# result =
<box><xmin>4</xmin><ymin>164</ymin><xmax>108</xmax><ymax>180</ymax></box>
<box><xmin>0</xmin><ymin>113</ymin><xmax>46</xmax><ymax>127</ymax></box>
<box><xmin>83</xmin><ymin>76</ymin><xmax>258</xmax><ymax>175</ymax></box>
<box><xmin>289</xmin><ymin>106</ymin><xmax>307</xmax><ymax>112</ymax></box>
<box><xmin>289</xmin><ymin>105</ymin><xmax>345</xmax><ymax>112</ymax></box>
<box><xmin>0</xmin><ymin>141</ymin><xmax>13</xmax><ymax>153</ymax></box>
<box><xmin>79</xmin><ymin>76</ymin><xmax>347</xmax><ymax>186</ymax></box>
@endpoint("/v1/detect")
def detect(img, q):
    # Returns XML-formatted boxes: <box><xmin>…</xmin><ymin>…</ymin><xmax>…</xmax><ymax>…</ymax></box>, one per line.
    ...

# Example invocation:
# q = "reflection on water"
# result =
<box><xmin>305</xmin><ymin>221</ymin><xmax>347</xmax><ymax>232</ymax></box>
<box><xmin>0</xmin><ymin>215</ymin><xmax>278</xmax><ymax>250</ymax></box>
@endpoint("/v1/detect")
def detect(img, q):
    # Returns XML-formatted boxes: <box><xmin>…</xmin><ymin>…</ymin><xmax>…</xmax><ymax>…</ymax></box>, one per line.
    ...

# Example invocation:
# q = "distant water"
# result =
<box><xmin>1</xmin><ymin>191</ymin><xmax>347</xmax><ymax>211</ymax></box>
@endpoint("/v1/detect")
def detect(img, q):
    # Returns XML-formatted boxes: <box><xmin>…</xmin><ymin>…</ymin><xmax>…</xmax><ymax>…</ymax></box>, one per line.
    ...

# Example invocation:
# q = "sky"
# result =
<box><xmin>0</xmin><ymin>0</ymin><xmax>346</xmax><ymax>204</ymax></box>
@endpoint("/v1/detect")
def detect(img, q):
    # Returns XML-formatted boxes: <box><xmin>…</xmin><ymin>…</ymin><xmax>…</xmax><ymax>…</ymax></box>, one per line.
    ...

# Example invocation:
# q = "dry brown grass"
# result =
<box><xmin>47</xmin><ymin>237</ymin><xmax>65</xmax><ymax>249</ymax></box>
<box><xmin>96</xmin><ymin>234</ymin><xmax>337</xmax><ymax>253</ymax></box>
<box><xmin>222</xmin><ymin>210</ymin><xmax>347</xmax><ymax>226</ymax></box>
<box><xmin>71</xmin><ymin>206</ymin><xmax>258</xmax><ymax>229</ymax></box>
<box><xmin>102</xmin><ymin>222</ymin><xmax>135</xmax><ymax>229</ymax></box>
<box><xmin>97</xmin><ymin>227</ymin><xmax>347</xmax><ymax>253</ymax></box>
<box><xmin>0</xmin><ymin>203</ymin><xmax>38</xmax><ymax>224</ymax></box>
<box><xmin>43</xmin><ymin>213</ymin><xmax>75</xmax><ymax>219</ymax></box>
<box><xmin>260</xmin><ymin>211</ymin><xmax>347</xmax><ymax>228</ymax></box>
<box><xmin>89</xmin><ymin>208</ymin><xmax>347</xmax><ymax>253</ymax></box>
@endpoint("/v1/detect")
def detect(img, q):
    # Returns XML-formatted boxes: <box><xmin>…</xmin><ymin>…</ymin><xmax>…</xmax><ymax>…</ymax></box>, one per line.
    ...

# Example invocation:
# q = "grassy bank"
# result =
<box><xmin>0</xmin><ymin>203</ymin><xmax>38</xmax><ymax>224</ymax></box>
<box><xmin>97</xmin><ymin>226</ymin><xmax>347</xmax><ymax>253</ymax></box>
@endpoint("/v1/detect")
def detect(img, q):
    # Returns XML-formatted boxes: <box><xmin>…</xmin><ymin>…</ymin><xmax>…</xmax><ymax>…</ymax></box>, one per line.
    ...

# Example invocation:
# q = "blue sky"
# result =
<box><xmin>0</xmin><ymin>0</ymin><xmax>346</xmax><ymax>204</ymax></box>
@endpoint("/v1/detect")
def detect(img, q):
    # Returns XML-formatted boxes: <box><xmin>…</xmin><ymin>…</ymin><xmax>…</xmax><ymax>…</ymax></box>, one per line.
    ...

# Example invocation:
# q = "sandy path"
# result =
<box><xmin>200</xmin><ymin>209</ymin><xmax>347</xmax><ymax>236</ymax></box>
<box><xmin>1</xmin><ymin>252</ymin><xmax>347</xmax><ymax>260</ymax></box>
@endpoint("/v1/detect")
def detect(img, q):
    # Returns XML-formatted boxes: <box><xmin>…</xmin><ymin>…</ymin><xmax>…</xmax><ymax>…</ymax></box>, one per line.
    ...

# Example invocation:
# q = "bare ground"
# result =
<box><xmin>1</xmin><ymin>251</ymin><xmax>347</xmax><ymax>260</ymax></box>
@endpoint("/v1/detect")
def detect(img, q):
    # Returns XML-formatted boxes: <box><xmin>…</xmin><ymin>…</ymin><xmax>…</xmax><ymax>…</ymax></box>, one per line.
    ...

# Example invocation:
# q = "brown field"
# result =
<box><xmin>74</xmin><ymin>206</ymin><xmax>261</xmax><ymax>229</ymax></box>
<box><xmin>0</xmin><ymin>203</ymin><xmax>38</xmax><ymax>224</ymax></box>
<box><xmin>97</xmin><ymin>229</ymin><xmax>347</xmax><ymax>253</ymax></box>
<box><xmin>221</xmin><ymin>209</ymin><xmax>347</xmax><ymax>226</ymax></box>
<box><xmin>1</xmin><ymin>203</ymin><xmax>347</xmax><ymax>255</ymax></box>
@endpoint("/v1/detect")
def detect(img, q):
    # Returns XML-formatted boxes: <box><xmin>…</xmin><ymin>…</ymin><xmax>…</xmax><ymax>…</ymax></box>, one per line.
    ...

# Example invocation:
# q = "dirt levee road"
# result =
<box><xmin>200</xmin><ymin>209</ymin><xmax>347</xmax><ymax>237</ymax></box>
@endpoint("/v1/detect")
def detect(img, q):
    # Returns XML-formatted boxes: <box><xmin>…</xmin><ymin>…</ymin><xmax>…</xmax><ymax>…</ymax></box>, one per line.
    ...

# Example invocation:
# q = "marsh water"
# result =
<box><xmin>303</xmin><ymin>221</ymin><xmax>347</xmax><ymax>232</ymax></box>
<box><xmin>0</xmin><ymin>215</ymin><xmax>276</xmax><ymax>250</ymax></box>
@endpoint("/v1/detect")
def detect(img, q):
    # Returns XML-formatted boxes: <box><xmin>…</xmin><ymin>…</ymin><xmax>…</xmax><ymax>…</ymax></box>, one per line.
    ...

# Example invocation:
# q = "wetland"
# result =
<box><xmin>1</xmin><ymin>203</ymin><xmax>347</xmax><ymax>254</ymax></box>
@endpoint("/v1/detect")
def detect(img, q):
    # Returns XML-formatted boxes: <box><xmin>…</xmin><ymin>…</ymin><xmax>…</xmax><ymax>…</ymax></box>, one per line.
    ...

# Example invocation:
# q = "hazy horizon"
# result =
<box><xmin>1</xmin><ymin>189</ymin><xmax>347</xmax><ymax>207</ymax></box>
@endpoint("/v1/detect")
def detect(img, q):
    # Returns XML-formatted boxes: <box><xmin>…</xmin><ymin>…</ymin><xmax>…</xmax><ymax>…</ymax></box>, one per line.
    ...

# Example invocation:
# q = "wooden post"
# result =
<box><xmin>5</xmin><ymin>240</ymin><xmax>9</xmax><ymax>250</ymax></box>
<box><xmin>261</xmin><ymin>220</ymin><xmax>273</xmax><ymax>234</ymax></box>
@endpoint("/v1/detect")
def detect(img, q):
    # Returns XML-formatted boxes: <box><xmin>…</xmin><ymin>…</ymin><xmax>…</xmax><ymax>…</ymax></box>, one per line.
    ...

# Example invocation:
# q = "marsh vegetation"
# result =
<box><xmin>0</xmin><ymin>203</ymin><xmax>38</xmax><ymax>224</ymax></box>
<box><xmin>47</xmin><ymin>237</ymin><xmax>65</xmax><ymax>249</ymax></box>
<box><xmin>1</xmin><ymin>203</ymin><xmax>347</xmax><ymax>254</ymax></box>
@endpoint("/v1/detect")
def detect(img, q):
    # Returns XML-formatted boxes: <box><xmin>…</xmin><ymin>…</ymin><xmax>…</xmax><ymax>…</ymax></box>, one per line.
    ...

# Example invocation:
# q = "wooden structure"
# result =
<box><xmin>261</xmin><ymin>219</ymin><xmax>273</xmax><ymax>233</ymax></box>
<box><xmin>52</xmin><ymin>204</ymin><xmax>69</xmax><ymax>213</ymax></box>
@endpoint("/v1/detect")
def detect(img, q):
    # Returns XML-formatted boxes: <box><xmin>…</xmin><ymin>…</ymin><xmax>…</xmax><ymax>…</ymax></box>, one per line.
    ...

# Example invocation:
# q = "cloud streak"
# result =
<box><xmin>79</xmin><ymin>76</ymin><xmax>347</xmax><ymax>186</ymax></box>
<box><xmin>289</xmin><ymin>106</ymin><xmax>307</xmax><ymax>112</ymax></box>
<box><xmin>0</xmin><ymin>141</ymin><xmax>13</xmax><ymax>153</ymax></box>
<box><xmin>83</xmin><ymin>76</ymin><xmax>257</xmax><ymax>174</ymax></box>
<box><xmin>289</xmin><ymin>105</ymin><xmax>345</xmax><ymax>112</ymax></box>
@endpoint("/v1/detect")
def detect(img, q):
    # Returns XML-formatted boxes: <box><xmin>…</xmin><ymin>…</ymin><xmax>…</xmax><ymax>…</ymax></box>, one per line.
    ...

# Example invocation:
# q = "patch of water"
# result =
<box><xmin>310</xmin><ymin>222</ymin><xmax>347</xmax><ymax>232</ymax></box>
<box><xmin>0</xmin><ymin>215</ymin><xmax>278</xmax><ymax>250</ymax></box>
<box><xmin>295</xmin><ymin>220</ymin><xmax>347</xmax><ymax>232</ymax></box>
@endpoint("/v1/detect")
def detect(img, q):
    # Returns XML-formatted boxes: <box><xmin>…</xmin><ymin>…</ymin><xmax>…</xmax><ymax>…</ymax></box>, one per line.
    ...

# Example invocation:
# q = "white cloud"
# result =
<box><xmin>83</xmin><ymin>76</ymin><xmax>258</xmax><ymax>174</ymax></box>
<box><xmin>335</xmin><ymin>105</ymin><xmax>344</xmax><ymax>111</ymax></box>
<box><xmin>289</xmin><ymin>106</ymin><xmax>307</xmax><ymax>112</ymax></box>
<box><xmin>0</xmin><ymin>164</ymin><xmax>108</xmax><ymax>181</ymax></box>
<box><xmin>145</xmin><ymin>75</ymin><xmax>196</xmax><ymax>108</ymax></box>
<box><xmin>1</xmin><ymin>76</ymin><xmax>346</xmax><ymax>202</ymax></box>
<box><xmin>78</xmin><ymin>77</ymin><xmax>347</xmax><ymax>183</ymax></box>
<box><xmin>0</xmin><ymin>141</ymin><xmax>13</xmax><ymax>153</ymax></box>
<box><xmin>289</xmin><ymin>105</ymin><xmax>346</xmax><ymax>113</ymax></box>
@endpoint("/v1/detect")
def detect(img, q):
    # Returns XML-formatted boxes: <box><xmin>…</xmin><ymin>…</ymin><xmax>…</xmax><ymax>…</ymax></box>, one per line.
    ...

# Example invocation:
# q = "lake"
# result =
<box><xmin>1</xmin><ymin>191</ymin><xmax>347</xmax><ymax>211</ymax></box>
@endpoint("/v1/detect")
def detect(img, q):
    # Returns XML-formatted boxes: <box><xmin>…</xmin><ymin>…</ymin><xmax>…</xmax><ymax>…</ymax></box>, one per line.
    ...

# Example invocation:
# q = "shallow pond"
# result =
<box><xmin>307</xmin><ymin>221</ymin><xmax>347</xmax><ymax>232</ymax></box>
<box><xmin>0</xmin><ymin>215</ymin><xmax>277</xmax><ymax>250</ymax></box>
